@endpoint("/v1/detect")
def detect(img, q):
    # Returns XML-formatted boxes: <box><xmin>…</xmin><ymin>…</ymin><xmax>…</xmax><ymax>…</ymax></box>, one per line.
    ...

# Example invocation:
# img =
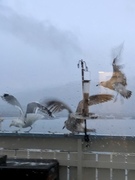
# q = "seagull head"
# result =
<box><xmin>9</xmin><ymin>121</ymin><xmax>15</xmax><ymax>127</ymax></box>
<box><xmin>1</xmin><ymin>93</ymin><xmax>10</xmax><ymax>99</ymax></box>
<box><xmin>96</xmin><ymin>81</ymin><xmax>105</xmax><ymax>86</ymax></box>
<box><xmin>96</xmin><ymin>82</ymin><xmax>101</xmax><ymax>86</ymax></box>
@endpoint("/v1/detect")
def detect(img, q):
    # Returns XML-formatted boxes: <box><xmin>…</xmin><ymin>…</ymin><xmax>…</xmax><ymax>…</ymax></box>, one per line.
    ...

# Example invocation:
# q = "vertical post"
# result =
<box><xmin>77</xmin><ymin>60</ymin><xmax>90</xmax><ymax>144</ymax></box>
<box><xmin>77</xmin><ymin>60</ymin><xmax>89</xmax><ymax>115</ymax></box>
<box><xmin>77</xmin><ymin>139</ymin><xmax>83</xmax><ymax>180</ymax></box>
<box><xmin>83</xmin><ymin>80</ymin><xmax>90</xmax><ymax>116</ymax></box>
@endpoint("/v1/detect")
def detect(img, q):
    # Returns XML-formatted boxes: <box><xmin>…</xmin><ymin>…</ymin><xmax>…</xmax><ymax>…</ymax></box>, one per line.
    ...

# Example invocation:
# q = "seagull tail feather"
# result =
<box><xmin>86</xmin><ymin>128</ymin><xmax>96</xmax><ymax>133</ymax></box>
<box><xmin>121</xmin><ymin>90</ymin><xmax>132</xmax><ymax>99</ymax></box>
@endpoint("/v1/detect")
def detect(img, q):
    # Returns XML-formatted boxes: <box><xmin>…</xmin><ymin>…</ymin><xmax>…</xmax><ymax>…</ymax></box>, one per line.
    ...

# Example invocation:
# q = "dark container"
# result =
<box><xmin>0</xmin><ymin>155</ymin><xmax>7</xmax><ymax>165</ymax></box>
<box><xmin>0</xmin><ymin>157</ymin><xmax>59</xmax><ymax>180</ymax></box>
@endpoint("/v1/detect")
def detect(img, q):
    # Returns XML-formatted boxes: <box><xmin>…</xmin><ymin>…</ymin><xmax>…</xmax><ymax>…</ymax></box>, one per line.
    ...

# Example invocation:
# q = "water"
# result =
<box><xmin>0</xmin><ymin>116</ymin><xmax>134</xmax><ymax>136</ymax></box>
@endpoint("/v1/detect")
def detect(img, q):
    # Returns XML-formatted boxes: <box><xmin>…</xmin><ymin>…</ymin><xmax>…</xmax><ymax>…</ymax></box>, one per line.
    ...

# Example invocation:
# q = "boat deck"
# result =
<box><xmin>0</xmin><ymin>133</ymin><xmax>135</xmax><ymax>180</ymax></box>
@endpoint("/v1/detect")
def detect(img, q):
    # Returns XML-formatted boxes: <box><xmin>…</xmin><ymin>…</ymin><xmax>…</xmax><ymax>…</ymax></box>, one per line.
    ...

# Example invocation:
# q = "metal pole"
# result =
<box><xmin>78</xmin><ymin>60</ymin><xmax>90</xmax><ymax>144</ymax></box>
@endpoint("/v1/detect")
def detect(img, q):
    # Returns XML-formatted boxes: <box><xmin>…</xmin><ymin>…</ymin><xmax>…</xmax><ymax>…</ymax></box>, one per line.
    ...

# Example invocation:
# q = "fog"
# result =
<box><xmin>0</xmin><ymin>0</ymin><xmax>135</xmax><ymax>117</ymax></box>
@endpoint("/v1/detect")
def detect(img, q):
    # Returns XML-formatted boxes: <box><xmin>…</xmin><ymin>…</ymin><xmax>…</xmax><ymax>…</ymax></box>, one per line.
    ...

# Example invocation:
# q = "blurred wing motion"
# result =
<box><xmin>43</xmin><ymin>99</ymin><xmax>73</xmax><ymax>114</ymax></box>
<box><xmin>26</xmin><ymin>102</ymin><xmax>53</xmax><ymax>117</ymax></box>
<box><xmin>43</xmin><ymin>94</ymin><xmax>113</xmax><ymax>116</ymax></box>
<box><xmin>1</xmin><ymin>93</ymin><xmax>24</xmax><ymax>116</ymax></box>
<box><xmin>110</xmin><ymin>57</ymin><xmax>127</xmax><ymax>86</ymax></box>
<box><xmin>76</xmin><ymin>94</ymin><xmax>114</xmax><ymax>113</ymax></box>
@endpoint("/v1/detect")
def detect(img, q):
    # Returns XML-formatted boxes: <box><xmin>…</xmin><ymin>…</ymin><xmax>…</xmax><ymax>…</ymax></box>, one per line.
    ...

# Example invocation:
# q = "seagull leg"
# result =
<box><xmin>24</xmin><ymin>126</ymin><xmax>32</xmax><ymax>133</ymax></box>
<box><xmin>120</xmin><ymin>95</ymin><xmax>124</xmax><ymax>104</ymax></box>
<box><xmin>12</xmin><ymin>129</ymin><xmax>20</xmax><ymax>133</ymax></box>
<box><xmin>114</xmin><ymin>93</ymin><xmax>119</xmax><ymax>102</ymax></box>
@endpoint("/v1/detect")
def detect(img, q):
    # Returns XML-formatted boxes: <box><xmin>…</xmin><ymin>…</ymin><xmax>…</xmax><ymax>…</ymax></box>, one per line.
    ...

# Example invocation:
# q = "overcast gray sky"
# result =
<box><xmin>0</xmin><ymin>0</ymin><xmax>135</xmax><ymax>94</ymax></box>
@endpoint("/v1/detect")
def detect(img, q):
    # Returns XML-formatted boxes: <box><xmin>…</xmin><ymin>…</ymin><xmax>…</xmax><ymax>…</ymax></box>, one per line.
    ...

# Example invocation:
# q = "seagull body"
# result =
<box><xmin>62</xmin><ymin>115</ymin><xmax>96</xmax><ymax>134</ymax></box>
<box><xmin>43</xmin><ymin>94</ymin><xmax>114</xmax><ymax>134</ymax></box>
<box><xmin>9</xmin><ymin>113</ymin><xmax>45</xmax><ymax>129</ymax></box>
<box><xmin>1</xmin><ymin>93</ymin><xmax>52</xmax><ymax>132</ymax></box>
<box><xmin>96</xmin><ymin>57</ymin><xmax>132</xmax><ymax>101</ymax></box>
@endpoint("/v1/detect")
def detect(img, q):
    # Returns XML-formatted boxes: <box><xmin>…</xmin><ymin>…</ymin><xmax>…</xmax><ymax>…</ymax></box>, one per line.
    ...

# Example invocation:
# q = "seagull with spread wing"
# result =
<box><xmin>1</xmin><ymin>93</ymin><xmax>52</xmax><ymax>132</ymax></box>
<box><xmin>42</xmin><ymin>94</ymin><xmax>114</xmax><ymax>134</ymax></box>
<box><xmin>96</xmin><ymin>56</ymin><xmax>132</xmax><ymax>102</ymax></box>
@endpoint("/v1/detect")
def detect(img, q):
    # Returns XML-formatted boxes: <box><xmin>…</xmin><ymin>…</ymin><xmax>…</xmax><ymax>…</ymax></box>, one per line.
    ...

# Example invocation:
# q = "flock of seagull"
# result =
<box><xmin>0</xmin><ymin>53</ymin><xmax>132</xmax><ymax>134</ymax></box>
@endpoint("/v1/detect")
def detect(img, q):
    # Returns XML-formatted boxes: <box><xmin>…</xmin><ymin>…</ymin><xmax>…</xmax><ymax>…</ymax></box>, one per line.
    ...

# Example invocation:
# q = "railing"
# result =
<box><xmin>0</xmin><ymin>133</ymin><xmax>135</xmax><ymax>180</ymax></box>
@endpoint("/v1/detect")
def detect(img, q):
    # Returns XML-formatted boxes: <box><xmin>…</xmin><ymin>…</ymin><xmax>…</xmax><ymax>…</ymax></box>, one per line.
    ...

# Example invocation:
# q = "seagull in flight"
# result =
<box><xmin>96</xmin><ymin>56</ymin><xmax>132</xmax><ymax>102</ymax></box>
<box><xmin>1</xmin><ymin>93</ymin><xmax>53</xmax><ymax>132</ymax></box>
<box><xmin>42</xmin><ymin>94</ymin><xmax>114</xmax><ymax>134</ymax></box>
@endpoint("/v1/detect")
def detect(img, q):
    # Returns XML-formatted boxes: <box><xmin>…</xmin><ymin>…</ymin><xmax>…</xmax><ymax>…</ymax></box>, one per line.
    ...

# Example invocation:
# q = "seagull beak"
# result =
<box><xmin>96</xmin><ymin>83</ymin><xmax>99</xmax><ymax>86</ymax></box>
<box><xmin>9</xmin><ymin>124</ymin><xmax>12</xmax><ymax>127</ymax></box>
<box><xmin>62</xmin><ymin>125</ymin><xmax>65</xmax><ymax>129</ymax></box>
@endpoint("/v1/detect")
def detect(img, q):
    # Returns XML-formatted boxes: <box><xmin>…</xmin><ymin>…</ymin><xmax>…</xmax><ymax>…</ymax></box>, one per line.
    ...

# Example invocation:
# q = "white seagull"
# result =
<box><xmin>42</xmin><ymin>94</ymin><xmax>114</xmax><ymax>134</ymax></box>
<box><xmin>96</xmin><ymin>56</ymin><xmax>132</xmax><ymax>102</ymax></box>
<box><xmin>1</xmin><ymin>93</ymin><xmax>53</xmax><ymax>132</ymax></box>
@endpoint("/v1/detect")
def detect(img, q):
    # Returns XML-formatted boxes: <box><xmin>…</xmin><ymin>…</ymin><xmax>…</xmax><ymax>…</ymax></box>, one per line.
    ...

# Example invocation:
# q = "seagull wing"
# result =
<box><xmin>26</xmin><ymin>102</ymin><xmax>53</xmax><ymax>117</ymax></box>
<box><xmin>112</xmin><ymin>57</ymin><xmax>124</xmax><ymax>72</ymax></box>
<box><xmin>76</xmin><ymin>94</ymin><xmax>114</xmax><ymax>113</ymax></box>
<box><xmin>1</xmin><ymin>93</ymin><xmax>24</xmax><ymax>116</ymax></box>
<box><xmin>88</xmin><ymin>94</ymin><xmax>114</xmax><ymax>106</ymax></box>
<box><xmin>43</xmin><ymin>99</ymin><xmax>73</xmax><ymax>115</ymax></box>
<box><xmin>111</xmin><ymin>57</ymin><xmax>127</xmax><ymax>86</ymax></box>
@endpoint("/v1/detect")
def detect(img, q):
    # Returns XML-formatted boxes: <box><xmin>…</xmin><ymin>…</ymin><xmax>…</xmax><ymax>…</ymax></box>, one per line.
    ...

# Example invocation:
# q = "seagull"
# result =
<box><xmin>0</xmin><ymin>117</ymin><xmax>4</xmax><ymax>131</ymax></box>
<box><xmin>1</xmin><ymin>93</ymin><xmax>53</xmax><ymax>132</ymax></box>
<box><xmin>42</xmin><ymin>94</ymin><xmax>114</xmax><ymax>134</ymax></box>
<box><xmin>96</xmin><ymin>56</ymin><xmax>132</xmax><ymax>102</ymax></box>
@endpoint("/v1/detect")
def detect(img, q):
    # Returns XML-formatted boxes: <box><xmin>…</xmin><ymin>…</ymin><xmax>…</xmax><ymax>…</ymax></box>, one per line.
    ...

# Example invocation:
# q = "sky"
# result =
<box><xmin>0</xmin><ymin>0</ymin><xmax>135</xmax><ymax>95</ymax></box>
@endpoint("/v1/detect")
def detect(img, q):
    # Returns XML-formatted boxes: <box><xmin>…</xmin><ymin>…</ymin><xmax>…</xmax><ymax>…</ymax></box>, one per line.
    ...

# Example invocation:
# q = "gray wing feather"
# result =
<box><xmin>26</xmin><ymin>102</ymin><xmax>53</xmax><ymax>117</ymax></box>
<box><xmin>112</xmin><ymin>57</ymin><xmax>127</xmax><ymax>86</ymax></box>
<box><xmin>42</xmin><ymin>99</ymin><xmax>73</xmax><ymax>114</ymax></box>
<box><xmin>1</xmin><ymin>93</ymin><xmax>24</xmax><ymax>116</ymax></box>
